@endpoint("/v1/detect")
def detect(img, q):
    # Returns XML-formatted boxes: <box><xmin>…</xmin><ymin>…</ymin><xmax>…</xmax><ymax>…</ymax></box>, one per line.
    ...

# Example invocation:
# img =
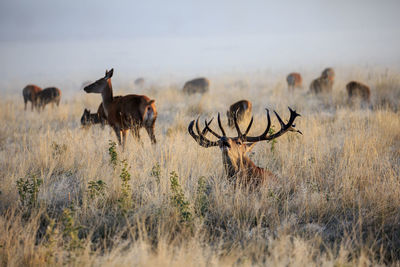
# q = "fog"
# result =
<box><xmin>0</xmin><ymin>0</ymin><xmax>399</xmax><ymax>91</ymax></box>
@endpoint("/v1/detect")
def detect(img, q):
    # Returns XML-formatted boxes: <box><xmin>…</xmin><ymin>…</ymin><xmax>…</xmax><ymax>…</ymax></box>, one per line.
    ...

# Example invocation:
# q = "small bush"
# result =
<box><xmin>16</xmin><ymin>174</ymin><xmax>42</xmax><ymax>209</ymax></box>
<box><xmin>170</xmin><ymin>171</ymin><xmax>192</xmax><ymax>223</ymax></box>
<box><xmin>108</xmin><ymin>140</ymin><xmax>118</xmax><ymax>169</ymax></box>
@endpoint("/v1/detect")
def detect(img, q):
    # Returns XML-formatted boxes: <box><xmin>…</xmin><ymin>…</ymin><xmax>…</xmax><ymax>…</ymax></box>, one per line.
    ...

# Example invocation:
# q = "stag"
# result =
<box><xmin>183</xmin><ymin>77</ymin><xmax>210</xmax><ymax>95</ymax></box>
<box><xmin>84</xmin><ymin>69</ymin><xmax>157</xmax><ymax>149</ymax></box>
<box><xmin>188</xmin><ymin>107</ymin><xmax>302</xmax><ymax>188</ymax></box>
<box><xmin>227</xmin><ymin>100</ymin><xmax>252</xmax><ymax>128</ymax></box>
<box><xmin>286</xmin><ymin>73</ymin><xmax>303</xmax><ymax>90</ymax></box>
<box><xmin>36</xmin><ymin>87</ymin><xmax>61</xmax><ymax>111</ymax></box>
<box><xmin>22</xmin><ymin>84</ymin><xmax>42</xmax><ymax>111</ymax></box>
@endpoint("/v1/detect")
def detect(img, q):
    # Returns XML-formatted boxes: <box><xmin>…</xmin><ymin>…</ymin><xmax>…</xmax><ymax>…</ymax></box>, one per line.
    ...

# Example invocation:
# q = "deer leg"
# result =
<box><xmin>122</xmin><ymin>129</ymin><xmax>129</xmax><ymax>151</ymax></box>
<box><xmin>131</xmin><ymin>127</ymin><xmax>144</xmax><ymax>146</ymax></box>
<box><xmin>113</xmin><ymin>127</ymin><xmax>122</xmax><ymax>146</ymax></box>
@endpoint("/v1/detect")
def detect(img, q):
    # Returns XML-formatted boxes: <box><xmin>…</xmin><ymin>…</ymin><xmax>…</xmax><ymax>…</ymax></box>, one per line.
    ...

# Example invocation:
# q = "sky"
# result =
<box><xmin>0</xmin><ymin>0</ymin><xmax>399</xmax><ymax>89</ymax></box>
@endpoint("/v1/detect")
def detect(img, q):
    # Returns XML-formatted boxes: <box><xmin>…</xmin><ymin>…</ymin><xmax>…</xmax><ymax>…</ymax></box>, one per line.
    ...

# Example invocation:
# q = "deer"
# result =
<box><xmin>286</xmin><ymin>73</ymin><xmax>303</xmax><ymax>90</ymax></box>
<box><xmin>188</xmin><ymin>107</ymin><xmax>302</xmax><ymax>188</ymax></box>
<box><xmin>309</xmin><ymin>68</ymin><xmax>335</xmax><ymax>94</ymax></box>
<box><xmin>83</xmin><ymin>69</ymin><xmax>157</xmax><ymax>149</ymax></box>
<box><xmin>227</xmin><ymin>100</ymin><xmax>252</xmax><ymax>128</ymax></box>
<box><xmin>35</xmin><ymin>87</ymin><xmax>61</xmax><ymax>111</ymax></box>
<box><xmin>22</xmin><ymin>84</ymin><xmax>42</xmax><ymax>111</ymax></box>
<box><xmin>346</xmin><ymin>81</ymin><xmax>371</xmax><ymax>105</ymax></box>
<box><xmin>81</xmin><ymin>96</ymin><xmax>122</xmax><ymax>128</ymax></box>
<box><xmin>183</xmin><ymin>77</ymin><xmax>210</xmax><ymax>95</ymax></box>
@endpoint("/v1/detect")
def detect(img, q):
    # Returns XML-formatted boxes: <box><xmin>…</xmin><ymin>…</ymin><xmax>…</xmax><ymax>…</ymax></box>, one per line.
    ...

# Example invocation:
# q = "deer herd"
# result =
<box><xmin>21</xmin><ymin>67</ymin><xmax>372</xmax><ymax>189</ymax></box>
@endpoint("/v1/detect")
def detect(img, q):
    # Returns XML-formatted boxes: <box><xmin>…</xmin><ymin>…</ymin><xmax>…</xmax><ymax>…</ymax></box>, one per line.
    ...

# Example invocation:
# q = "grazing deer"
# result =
<box><xmin>321</xmin><ymin>67</ymin><xmax>335</xmax><ymax>82</ymax></box>
<box><xmin>346</xmin><ymin>81</ymin><xmax>371</xmax><ymax>104</ymax></box>
<box><xmin>81</xmin><ymin>96</ymin><xmax>122</xmax><ymax>128</ymax></box>
<box><xmin>227</xmin><ymin>100</ymin><xmax>252</xmax><ymax>128</ymax></box>
<box><xmin>36</xmin><ymin>87</ymin><xmax>61</xmax><ymax>111</ymax></box>
<box><xmin>84</xmin><ymin>69</ymin><xmax>157</xmax><ymax>149</ymax></box>
<box><xmin>22</xmin><ymin>84</ymin><xmax>42</xmax><ymax>111</ymax></box>
<box><xmin>188</xmin><ymin>107</ymin><xmax>302</xmax><ymax>188</ymax></box>
<box><xmin>309</xmin><ymin>68</ymin><xmax>335</xmax><ymax>94</ymax></box>
<box><xmin>286</xmin><ymin>73</ymin><xmax>303</xmax><ymax>90</ymax></box>
<box><xmin>183</xmin><ymin>77</ymin><xmax>210</xmax><ymax>95</ymax></box>
<box><xmin>80</xmin><ymin>108</ymin><xmax>102</xmax><ymax>127</ymax></box>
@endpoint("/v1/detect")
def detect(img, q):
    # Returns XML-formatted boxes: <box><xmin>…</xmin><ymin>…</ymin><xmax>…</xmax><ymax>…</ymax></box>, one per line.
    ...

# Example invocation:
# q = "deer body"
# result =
<box><xmin>346</xmin><ymin>81</ymin><xmax>371</xmax><ymax>103</ymax></box>
<box><xmin>22</xmin><ymin>85</ymin><xmax>42</xmax><ymax>111</ymax></box>
<box><xmin>183</xmin><ymin>77</ymin><xmax>210</xmax><ymax>95</ymax></box>
<box><xmin>36</xmin><ymin>87</ymin><xmax>61</xmax><ymax>111</ymax></box>
<box><xmin>286</xmin><ymin>73</ymin><xmax>303</xmax><ymax>90</ymax></box>
<box><xmin>84</xmin><ymin>69</ymin><xmax>157</xmax><ymax>148</ymax></box>
<box><xmin>309</xmin><ymin>68</ymin><xmax>335</xmax><ymax>94</ymax></box>
<box><xmin>227</xmin><ymin>100</ymin><xmax>252</xmax><ymax>128</ymax></box>
<box><xmin>189</xmin><ymin>108</ymin><xmax>301</xmax><ymax>188</ymax></box>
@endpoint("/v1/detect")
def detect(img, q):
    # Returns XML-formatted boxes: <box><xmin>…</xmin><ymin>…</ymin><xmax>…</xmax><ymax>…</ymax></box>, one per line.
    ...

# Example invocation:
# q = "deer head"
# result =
<box><xmin>188</xmin><ymin>107</ymin><xmax>302</xmax><ymax>185</ymax></box>
<box><xmin>80</xmin><ymin>108</ymin><xmax>91</xmax><ymax>125</ymax></box>
<box><xmin>84</xmin><ymin>69</ymin><xmax>114</xmax><ymax>94</ymax></box>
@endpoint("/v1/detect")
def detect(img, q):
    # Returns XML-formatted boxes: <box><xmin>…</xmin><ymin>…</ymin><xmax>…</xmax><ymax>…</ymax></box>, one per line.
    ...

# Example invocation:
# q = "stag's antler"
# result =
<box><xmin>239</xmin><ymin>107</ymin><xmax>302</xmax><ymax>143</ymax></box>
<box><xmin>188</xmin><ymin>118</ymin><xmax>219</xmax><ymax>147</ymax></box>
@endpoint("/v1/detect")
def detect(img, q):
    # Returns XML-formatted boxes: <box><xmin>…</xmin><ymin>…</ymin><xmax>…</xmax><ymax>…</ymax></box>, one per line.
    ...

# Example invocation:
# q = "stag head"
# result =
<box><xmin>188</xmin><ymin>107</ymin><xmax>302</xmax><ymax>182</ymax></box>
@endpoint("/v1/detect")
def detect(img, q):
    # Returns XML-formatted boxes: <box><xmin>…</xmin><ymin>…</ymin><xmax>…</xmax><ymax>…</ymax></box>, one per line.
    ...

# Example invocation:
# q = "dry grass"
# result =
<box><xmin>0</xmin><ymin>67</ymin><xmax>399</xmax><ymax>266</ymax></box>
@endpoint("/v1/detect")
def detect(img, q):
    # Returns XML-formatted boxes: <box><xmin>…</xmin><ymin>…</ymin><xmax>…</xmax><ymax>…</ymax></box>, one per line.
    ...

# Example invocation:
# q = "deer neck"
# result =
<box><xmin>242</xmin><ymin>155</ymin><xmax>264</xmax><ymax>177</ymax></box>
<box><xmin>101</xmin><ymin>79</ymin><xmax>114</xmax><ymax>117</ymax></box>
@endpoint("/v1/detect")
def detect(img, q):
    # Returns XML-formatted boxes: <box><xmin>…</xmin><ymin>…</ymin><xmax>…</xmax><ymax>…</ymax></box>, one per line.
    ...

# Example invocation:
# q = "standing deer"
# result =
<box><xmin>22</xmin><ymin>84</ymin><xmax>42</xmax><ymax>111</ymax></box>
<box><xmin>286</xmin><ymin>73</ymin><xmax>303</xmax><ymax>90</ymax></box>
<box><xmin>227</xmin><ymin>100</ymin><xmax>252</xmax><ymax>128</ymax></box>
<box><xmin>188</xmin><ymin>107</ymin><xmax>302</xmax><ymax>188</ymax></box>
<box><xmin>84</xmin><ymin>69</ymin><xmax>157</xmax><ymax>149</ymax></box>
<box><xmin>183</xmin><ymin>77</ymin><xmax>210</xmax><ymax>95</ymax></box>
<box><xmin>309</xmin><ymin>67</ymin><xmax>335</xmax><ymax>94</ymax></box>
<box><xmin>36</xmin><ymin>87</ymin><xmax>61</xmax><ymax>111</ymax></box>
<box><xmin>346</xmin><ymin>81</ymin><xmax>371</xmax><ymax>104</ymax></box>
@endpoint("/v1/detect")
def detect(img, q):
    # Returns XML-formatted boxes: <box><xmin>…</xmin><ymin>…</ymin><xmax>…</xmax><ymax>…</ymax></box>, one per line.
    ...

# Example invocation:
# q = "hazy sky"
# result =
<box><xmin>0</xmin><ymin>0</ymin><xmax>399</xmax><ymax>88</ymax></box>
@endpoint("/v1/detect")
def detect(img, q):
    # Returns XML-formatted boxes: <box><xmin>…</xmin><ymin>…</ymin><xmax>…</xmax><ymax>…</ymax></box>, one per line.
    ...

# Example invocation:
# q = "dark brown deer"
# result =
<box><xmin>183</xmin><ymin>77</ymin><xmax>210</xmax><ymax>95</ymax></box>
<box><xmin>321</xmin><ymin>67</ymin><xmax>335</xmax><ymax>82</ymax></box>
<box><xmin>188</xmin><ymin>107</ymin><xmax>302</xmax><ymax>188</ymax></box>
<box><xmin>346</xmin><ymin>81</ymin><xmax>371</xmax><ymax>104</ymax></box>
<box><xmin>81</xmin><ymin>96</ymin><xmax>122</xmax><ymax>128</ymax></box>
<box><xmin>84</xmin><ymin>69</ymin><xmax>157</xmax><ymax>149</ymax></box>
<box><xmin>309</xmin><ymin>76</ymin><xmax>333</xmax><ymax>94</ymax></box>
<box><xmin>36</xmin><ymin>87</ymin><xmax>61</xmax><ymax>111</ymax></box>
<box><xmin>286</xmin><ymin>73</ymin><xmax>303</xmax><ymax>90</ymax></box>
<box><xmin>227</xmin><ymin>100</ymin><xmax>252</xmax><ymax>128</ymax></box>
<box><xmin>22</xmin><ymin>84</ymin><xmax>42</xmax><ymax>111</ymax></box>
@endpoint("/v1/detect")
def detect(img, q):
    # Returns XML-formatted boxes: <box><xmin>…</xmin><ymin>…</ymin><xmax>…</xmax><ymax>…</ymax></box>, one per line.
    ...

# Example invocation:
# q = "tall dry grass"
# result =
<box><xmin>0</xmin><ymin>67</ymin><xmax>399</xmax><ymax>266</ymax></box>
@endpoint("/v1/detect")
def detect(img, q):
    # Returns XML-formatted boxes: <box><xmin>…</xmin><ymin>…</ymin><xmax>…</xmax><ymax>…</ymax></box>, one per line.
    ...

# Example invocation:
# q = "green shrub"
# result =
<box><xmin>170</xmin><ymin>171</ymin><xmax>192</xmax><ymax>223</ymax></box>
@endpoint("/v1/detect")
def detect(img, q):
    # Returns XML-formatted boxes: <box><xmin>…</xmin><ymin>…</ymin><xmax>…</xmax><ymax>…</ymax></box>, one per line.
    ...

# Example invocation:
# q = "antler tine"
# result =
<box><xmin>243</xmin><ymin>107</ymin><xmax>301</xmax><ymax>143</ymax></box>
<box><xmin>201</xmin><ymin>118</ymin><xmax>213</xmax><ymax>135</ymax></box>
<box><xmin>242</xmin><ymin>116</ymin><xmax>254</xmax><ymax>138</ymax></box>
<box><xmin>233</xmin><ymin>109</ymin><xmax>243</xmax><ymax>138</ymax></box>
<box><xmin>217</xmin><ymin>112</ymin><xmax>226</xmax><ymax>137</ymax></box>
<box><xmin>188</xmin><ymin>118</ymin><xmax>219</xmax><ymax>147</ymax></box>
<box><xmin>204</xmin><ymin>118</ymin><xmax>222</xmax><ymax>139</ymax></box>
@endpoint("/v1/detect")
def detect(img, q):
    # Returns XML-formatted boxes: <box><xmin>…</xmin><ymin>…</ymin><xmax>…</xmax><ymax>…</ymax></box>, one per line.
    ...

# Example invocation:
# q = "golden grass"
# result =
<box><xmin>0</xmin><ymin>67</ymin><xmax>399</xmax><ymax>266</ymax></box>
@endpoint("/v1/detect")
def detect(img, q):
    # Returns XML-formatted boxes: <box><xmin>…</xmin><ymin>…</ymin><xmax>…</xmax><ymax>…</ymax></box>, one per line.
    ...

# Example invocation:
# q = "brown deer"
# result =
<box><xmin>346</xmin><ymin>81</ymin><xmax>371</xmax><ymax>104</ymax></box>
<box><xmin>81</xmin><ymin>96</ymin><xmax>122</xmax><ymax>128</ymax></box>
<box><xmin>286</xmin><ymin>73</ymin><xmax>303</xmax><ymax>90</ymax></box>
<box><xmin>183</xmin><ymin>77</ymin><xmax>210</xmax><ymax>95</ymax></box>
<box><xmin>321</xmin><ymin>67</ymin><xmax>335</xmax><ymax>82</ymax></box>
<box><xmin>36</xmin><ymin>87</ymin><xmax>61</xmax><ymax>111</ymax></box>
<box><xmin>227</xmin><ymin>100</ymin><xmax>252</xmax><ymax>128</ymax></box>
<box><xmin>22</xmin><ymin>84</ymin><xmax>42</xmax><ymax>111</ymax></box>
<box><xmin>188</xmin><ymin>107</ymin><xmax>302</xmax><ymax>188</ymax></box>
<box><xmin>84</xmin><ymin>69</ymin><xmax>157</xmax><ymax>148</ymax></box>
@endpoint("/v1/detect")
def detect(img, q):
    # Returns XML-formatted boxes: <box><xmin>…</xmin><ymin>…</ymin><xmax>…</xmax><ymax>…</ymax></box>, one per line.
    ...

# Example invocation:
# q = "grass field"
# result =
<box><xmin>0</xmin><ymin>67</ymin><xmax>399</xmax><ymax>266</ymax></box>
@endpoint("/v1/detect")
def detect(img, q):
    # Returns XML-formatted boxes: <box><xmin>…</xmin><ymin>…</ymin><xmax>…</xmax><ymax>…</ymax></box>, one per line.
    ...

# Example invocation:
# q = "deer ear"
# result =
<box><xmin>105</xmin><ymin>68</ymin><xmax>114</xmax><ymax>79</ymax></box>
<box><xmin>245</xmin><ymin>142</ymin><xmax>256</xmax><ymax>153</ymax></box>
<box><xmin>148</xmin><ymin>99</ymin><xmax>155</xmax><ymax>105</ymax></box>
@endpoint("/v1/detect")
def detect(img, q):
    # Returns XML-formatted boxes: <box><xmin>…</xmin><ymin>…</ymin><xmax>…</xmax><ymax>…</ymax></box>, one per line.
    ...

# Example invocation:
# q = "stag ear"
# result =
<box><xmin>245</xmin><ymin>143</ymin><xmax>256</xmax><ymax>153</ymax></box>
<box><xmin>105</xmin><ymin>68</ymin><xmax>114</xmax><ymax>79</ymax></box>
